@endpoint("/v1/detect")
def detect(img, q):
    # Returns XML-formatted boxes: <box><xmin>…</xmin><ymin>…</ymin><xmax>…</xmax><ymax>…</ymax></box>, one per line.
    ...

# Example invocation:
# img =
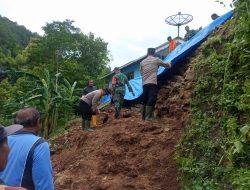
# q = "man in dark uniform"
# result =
<box><xmin>111</xmin><ymin>67</ymin><xmax>134</xmax><ymax>118</ymax></box>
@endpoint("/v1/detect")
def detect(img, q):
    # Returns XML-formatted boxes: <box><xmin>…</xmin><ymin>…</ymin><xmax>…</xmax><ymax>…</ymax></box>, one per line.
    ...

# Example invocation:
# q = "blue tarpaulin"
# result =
<box><xmin>102</xmin><ymin>10</ymin><xmax>234</xmax><ymax>104</ymax></box>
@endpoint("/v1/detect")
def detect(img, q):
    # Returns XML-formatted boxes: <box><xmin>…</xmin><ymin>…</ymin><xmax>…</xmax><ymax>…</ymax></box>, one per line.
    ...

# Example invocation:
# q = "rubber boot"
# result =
<box><xmin>114</xmin><ymin>107</ymin><xmax>120</xmax><ymax>119</ymax></box>
<box><xmin>92</xmin><ymin>115</ymin><xmax>97</xmax><ymax>127</ymax></box>
<box><xmin>141</xmin><ymin>105</ymin><xmax>146</xmax><ymax>120</ymax></box>
<box><xmin>84</xmin><ymin>120</ymin><xmax>94</xmax><ymax>132</ymax></box>
<box><xmin>145</xmin><ymin>106</ymin><xmax>155</xmax><ymax>121</ymax></box>
<box><xmin>81</xmin><ymin>119</ymin><xmax>85</xmax><ymax>130</ymax></box>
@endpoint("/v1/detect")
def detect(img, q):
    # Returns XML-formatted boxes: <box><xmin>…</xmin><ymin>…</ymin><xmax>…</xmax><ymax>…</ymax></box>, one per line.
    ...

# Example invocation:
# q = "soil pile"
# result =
<box><xmin>51</xmin><ymin>62</ymin><xmax>195</xmax><ymax>190</ymax></box>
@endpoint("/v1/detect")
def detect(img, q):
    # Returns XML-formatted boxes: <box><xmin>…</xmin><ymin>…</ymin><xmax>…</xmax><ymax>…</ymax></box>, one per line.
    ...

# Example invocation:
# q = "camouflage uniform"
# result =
<box><xmin>184</xmin><ymin>29</ymin><xmax>200</xmax><ymax>41</ymax></box>
<box><xmin>112</xmin><ymin>72</ymin><xmax>132</xmax><ymax>118</ymax></box>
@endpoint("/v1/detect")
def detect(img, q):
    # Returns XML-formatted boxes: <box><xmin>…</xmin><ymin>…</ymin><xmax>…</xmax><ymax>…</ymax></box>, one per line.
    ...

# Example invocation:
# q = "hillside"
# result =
<box><xmin>0</xmin><ymin>15</ymin><xmax>38</xmax><ymax>81</ymax></box>
<box><xmin>51</xmin><ymin>60</ymin><xmax>194</xmax><ymax>189</ymax></box>
<box><xmin>0</xmin><ymin>15</ymin><xmax>37</xmax><ymax>57</ymax></box>
<box><xmin>0</xmin><ymin>1</ymin><xmax>248</xmax><ymax>189</ymax></box>
<box><xmin>50</xmin><ymin>4</ymin><xmax>250</xmax><ymax>188</ymax></box>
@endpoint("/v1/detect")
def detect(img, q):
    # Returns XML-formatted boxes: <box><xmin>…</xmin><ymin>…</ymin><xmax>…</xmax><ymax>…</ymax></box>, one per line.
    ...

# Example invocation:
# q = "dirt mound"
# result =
<box><xmin>51</xmin><ymin>62</ymin><xmax>194</xmax><ymax>190</ymax></box>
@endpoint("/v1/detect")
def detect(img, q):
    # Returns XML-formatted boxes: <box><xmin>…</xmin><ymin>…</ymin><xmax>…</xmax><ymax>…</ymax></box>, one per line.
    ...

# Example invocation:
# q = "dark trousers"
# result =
<box><xmin>79</xmin><ymin>100</ymin><xmax>92</xmax><ymax>121</ymax></box>
<box><xmin>142</xmin><ymin>84</ymin><xmax>158</xmax><ymax>106</ymax></box>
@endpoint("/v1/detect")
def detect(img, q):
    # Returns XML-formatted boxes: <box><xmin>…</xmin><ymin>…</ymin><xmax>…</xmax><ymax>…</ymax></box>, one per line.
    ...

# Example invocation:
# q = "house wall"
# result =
<box><xmin>122</xmin><ymin>62</ymin><xmax>141</xmax><ymax>79</ymax></box>
<box><xmin>105</xmin><ymin>63</ymin><xmax>141</xmax><ymax>87</ymax></box>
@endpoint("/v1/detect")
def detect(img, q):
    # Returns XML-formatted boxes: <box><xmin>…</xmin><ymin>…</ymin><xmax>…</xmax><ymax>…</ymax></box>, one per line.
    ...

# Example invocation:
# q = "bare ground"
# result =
<box><xmin>51</xmin><ymin>61</ymin><xmax>195</xmax><ymax>190</ymax></box>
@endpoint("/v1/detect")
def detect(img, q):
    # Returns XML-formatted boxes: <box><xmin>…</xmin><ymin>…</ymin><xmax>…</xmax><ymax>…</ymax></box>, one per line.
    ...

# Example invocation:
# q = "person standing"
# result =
<box><xmin>0</xmin><ymin>125</ymin><xmax>10</xmax><ymax>186</ymax></box>
<box><xmin>167</xmin><ymin>36</ymin><xmax>177</xmax><ymax>53</ymax></box>
<box><xmin>80</xmin><ymin>88</ymin><xmax>110</xmax><ymax>131</ymax></box>
<box><xmin>140</xmin><ymin>48</ymin><xmax>171</xmax><ymax>120</ymax></box>
<box><xmin>111</xmin><ymin>67</ymin><xmax>134</xmax><ymax>119</ymax></box>
<box><xmin>83</xmin><ymin>80</ymin><xmax>97</xmax><ymax>95</ymax></box>
<box><xmin>184</xmin><ymin>25</ymin><xmax>201</xmax><ymax>41</ymax></box>
<box><xmin>83</xmin><ymin>80</ymin><xmax>98</xmax><ymax>127</ymax></box>
<box><xmin>0</xmin><ymin>124</ymin><xmax>27</xmax><ymax>190</ymax></box>
<box><xmin>0</xmin><ymin>108</ymin><xmax>54</xmax><ymax>190</ymax></box>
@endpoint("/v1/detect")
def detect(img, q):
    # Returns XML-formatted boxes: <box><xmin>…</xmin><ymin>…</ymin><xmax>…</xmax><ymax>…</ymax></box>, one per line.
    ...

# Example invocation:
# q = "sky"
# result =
<box><xmin>0</xmin><ymin>0</ymin><xmax>233</xmax><ymax>69</ymax></box>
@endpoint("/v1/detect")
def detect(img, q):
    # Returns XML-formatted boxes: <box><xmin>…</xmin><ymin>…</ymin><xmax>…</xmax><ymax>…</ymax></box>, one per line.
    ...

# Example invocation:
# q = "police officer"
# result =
<box><xmin>140</xmin><ymin>48</ymin><xmax>171</xmax><ymax>120</ymax></box>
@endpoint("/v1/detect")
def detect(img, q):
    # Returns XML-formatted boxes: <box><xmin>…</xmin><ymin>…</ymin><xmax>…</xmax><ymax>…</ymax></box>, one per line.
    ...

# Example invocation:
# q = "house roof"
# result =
<box><xmin>101</xmin><ymin>38</ymin><xmax>184</xmax><ymax>79</ymax></box>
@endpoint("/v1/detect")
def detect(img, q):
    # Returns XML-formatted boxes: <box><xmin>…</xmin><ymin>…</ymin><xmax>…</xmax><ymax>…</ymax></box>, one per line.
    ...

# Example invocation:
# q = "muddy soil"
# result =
<box><xmin>51</xmin><ymin>62</ymin><xmax>194</xmax><ymax>190</ymax></box>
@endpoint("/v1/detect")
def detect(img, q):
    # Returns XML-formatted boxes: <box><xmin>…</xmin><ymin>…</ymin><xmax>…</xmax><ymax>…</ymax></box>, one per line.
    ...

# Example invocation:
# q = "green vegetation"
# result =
<box><xmin>1</xmin><ymin>0</ymin><xmax>249</xmax><ymax>188</ymax></box>
<box><xmin>176</xmin><ymin>0</ymin><xmax>250</xmax><ymax>189</ymax></box>
<box><xmin>0</xmin><ymin>15</ymin><xmax>37</xmax><ymax>57</ymax></box>
<box><xmin>0</xmin><ymin>18</ymin><xmax>111</xmax><ymax>137</ymax></box>
<box><xmin>0</xmin><ymin>15</ymin><xmax>37</xmax><ymax>80</ymax></box>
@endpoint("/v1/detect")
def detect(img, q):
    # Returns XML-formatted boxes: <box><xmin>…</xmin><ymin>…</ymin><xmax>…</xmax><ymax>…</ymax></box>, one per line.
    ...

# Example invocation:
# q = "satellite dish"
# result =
<box><xmin>165</xmin><ymin>12</ymin><xmax>193</xmax><ymax>38</ymax></box>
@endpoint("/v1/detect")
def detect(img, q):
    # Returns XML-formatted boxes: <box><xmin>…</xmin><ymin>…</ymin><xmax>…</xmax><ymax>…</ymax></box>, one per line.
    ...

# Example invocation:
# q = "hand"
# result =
<box><xmin>91</xmin><ymin>107</ymin><xmax>99</xmax><ymax>115</ymax></box>
<box><xmin>167</xmin><ymin>62</ymin><xmax>172</xmax><ymax>68</ymax></box>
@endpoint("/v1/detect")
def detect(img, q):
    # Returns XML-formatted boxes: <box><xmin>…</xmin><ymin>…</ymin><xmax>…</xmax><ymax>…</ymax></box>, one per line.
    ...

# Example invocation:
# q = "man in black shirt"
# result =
<box><xmin>83</xmin><ymin>80</ymin><xmax>97</xmax><ymax>95</ymax></box>
<box><xmin>82</xmin><ymin>80</ymin><xmax>98</xmax><ymax>127</ymax></box>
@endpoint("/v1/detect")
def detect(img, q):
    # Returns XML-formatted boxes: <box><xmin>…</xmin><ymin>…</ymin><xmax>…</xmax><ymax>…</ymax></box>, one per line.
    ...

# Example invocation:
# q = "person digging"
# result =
<box><xmin>79</xmin><ymin>88</ymin><xmax>111</xmax><ymax>131</ymax></box>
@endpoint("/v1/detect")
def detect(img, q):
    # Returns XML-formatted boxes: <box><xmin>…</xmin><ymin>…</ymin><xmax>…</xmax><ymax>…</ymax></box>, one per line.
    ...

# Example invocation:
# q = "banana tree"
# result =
<box><xmin>14</xmin><ymin>69</ymin><xmax>77</xmax><ymax>138</ymax></box>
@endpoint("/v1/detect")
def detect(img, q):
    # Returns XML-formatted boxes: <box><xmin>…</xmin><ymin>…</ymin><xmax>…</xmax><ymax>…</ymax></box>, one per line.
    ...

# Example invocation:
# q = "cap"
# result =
<box><xmin>147</xmin><ymin>48</ymin><xmax>155</xmax><ymax>55</ymax></box>
<box><xmin>0</xmin><ymin>124</ymin><xmax>23</xmax><ymax>142</ymax></box>
<box><xmin>113</xmin><ymin>67</ymin><xmax>120</xmax><ymax>72</ymax></box>
<box><xmin>5</xmin><ymin>124</ymin><xmax>23</xmax><ymax>135</ymax></box>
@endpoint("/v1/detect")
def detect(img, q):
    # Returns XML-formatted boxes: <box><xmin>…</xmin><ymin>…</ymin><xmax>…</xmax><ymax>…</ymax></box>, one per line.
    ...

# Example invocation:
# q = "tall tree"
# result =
<box><xmin>18</xmin><ymin>19</ymin><xmax>110</xmax><ymax>86</ymax></box>
<box><xmin>0</xmin><ymin>19</ymin><xmax>111</xmax><ymax>137</ymax></box>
